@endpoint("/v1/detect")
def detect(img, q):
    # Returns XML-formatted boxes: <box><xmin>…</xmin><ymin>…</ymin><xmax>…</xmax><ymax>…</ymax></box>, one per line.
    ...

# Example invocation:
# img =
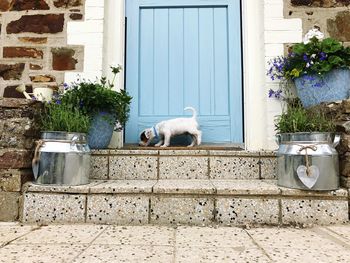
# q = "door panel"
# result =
<box><xmin>126</xmin><ymin>0</ymin><xmax>243</xmax><ymax>144</ymax></box>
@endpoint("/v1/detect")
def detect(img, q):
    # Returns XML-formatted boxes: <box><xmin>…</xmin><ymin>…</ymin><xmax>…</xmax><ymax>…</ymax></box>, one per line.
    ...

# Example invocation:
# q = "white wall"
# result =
<box><xmin>65</xmin><ymin>0</ymin><xmax>105</xmax><ymax>83</ymax></box>
<box><xmin>263</xmin><ymin>0</ymin><xmax>302</xmax><ymax>149</ymax></box>
<box><xmin>66</xmin><ymin>0</ymin><xmax>303</xmax><ymax>150</ymax></box>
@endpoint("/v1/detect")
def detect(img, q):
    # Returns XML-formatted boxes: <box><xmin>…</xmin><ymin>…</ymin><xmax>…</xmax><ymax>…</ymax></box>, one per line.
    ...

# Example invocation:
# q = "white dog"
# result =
<box><xmin>139</xmin><ymin>107</ymin><xmax>201</xmax><ymax>147</ymax></box>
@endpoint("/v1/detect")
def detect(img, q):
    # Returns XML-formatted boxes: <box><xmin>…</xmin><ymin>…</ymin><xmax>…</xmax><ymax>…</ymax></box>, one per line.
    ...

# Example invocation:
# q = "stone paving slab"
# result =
<box><xmin>22</xmin><ymin>193</ymin><xmax>86</xmax><ymax>224</ymax></box>
<box><xmin>89</xmin><ymin>149</ymin><xmax>279</xmax><ymax>180</ymax></box>
<box><xmin>213</xmin><ymin>180</ymin><xmax>280</xmax><ymax>195</ymax></box>
<box><xmin>0</xmin><ymin>223</ymin><xmax>34</xmax><ymax>246</ymax></box>
<box><xmin>1</xmin><ymin>224</ymin><xmax>350</xmax><ymax>263</ymax></box>
<box><xmin>86</xmin><ymin>194</ymin><xmax>149</xmax><ymax>225</ymax></box>
<box><xmin>326</xmin><ymin>225</ymin><xmax>350</xmax><ymax>241</ymax></box>
<box><xmin>209</xmin><ymin>156</ymin><xmax>260</xmax><ymax>179</ymax></box>
<box><xmin>90</xmin><ymin>155</ymin><xmax>109</xmax><ymax>180</ymax></box>
<box><xmin>0</xmin><ymin>244</ymin><xmax>88</xmax><ymax>263</ymax></box>
<box><xmin>281</xmin><ymin>199</ymin><xmax>349</xmax><ymax>225</ymax></box>
<box><xmin>247</xmin><ymin>227</ymin><xmax>348</xmax><ymax>250</ymax></box>
<box><xmin>12</xmin><ymin>225</ymin><xmax>107</xmax><ymax>244</ymax></box>
<box><xmin>159</xmin><ymin>156</ymin><xmax>209</xmax><ymax>179</ymax></box>
<box><xmin>175</xmin><ymin>226</ymin><xmax>255</xmax><ymax>248</ymax></box>
<box><xmin>153</xmin><ymin>180</ymin><xmax>215</xmax><ymax>195</ymax></box>
<box><xmin>150</xmin><ymin>196</ymin><xmax>214</xmax><ymax>225</ymax></box>
<box><xmin>89</xmin><ymin>180</ymin><xmax>157</xmax><ymax>194</ymax></box>
<box><xmin>92</xmin><ymin>226</ymin><xmax>174</xmax><ymax>246</ymax></box>
<box><xmin>175</xmin><ymin>246</ymin><xmax>271</xmax><ymax>263</ymax></box>
<box><xmin>73</xmin><ymin>244</ymin><xmax>174</xmax><ymax>263</ymax></box>
<box><xmin>109</xmin><ymin>155</ymin><xmax>158</xmax><ymax>180</ymax></box>
<box><xmin>216</xmin><ymin>198</ymin><xmax>280</xmax><ymax>226</ymax></box>
<box><xmin>279</xmin><ymin>186</ymin><xmax>348</xmax><ymax>198</ymax></box>
<box><xmin>23</xmin><ymin>181</ymin><xmax>104</xmax><ymax>194</ymax></box>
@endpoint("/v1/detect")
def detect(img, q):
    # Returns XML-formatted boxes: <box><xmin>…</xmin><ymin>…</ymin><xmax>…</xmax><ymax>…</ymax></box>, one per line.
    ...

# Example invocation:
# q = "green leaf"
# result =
<box><xmin>321</xmin><ymin>38</ymin><xmax>342</xmax><ymax>53</ymax></box>
<box><xmin>292</xmin><ymin>43</ymin><xmax>306</xmax><ymax>55</ymax></box>
<box><xmin>328</xmin><ymin>55</ymin><xmax>343</xmax><ymax>65</ymax></box>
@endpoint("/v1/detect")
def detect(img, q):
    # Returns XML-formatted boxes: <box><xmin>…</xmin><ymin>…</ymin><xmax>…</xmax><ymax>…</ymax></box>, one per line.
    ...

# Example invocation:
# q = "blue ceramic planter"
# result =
<box><xmin>294</xmin><ymin>68</ymin><xmax>350</xmax><ymax>108</ymax></box>
<box><xmin>87</xmin><ymin>111</ymin><xmax>115</xmax><ymax>149</ymax></box>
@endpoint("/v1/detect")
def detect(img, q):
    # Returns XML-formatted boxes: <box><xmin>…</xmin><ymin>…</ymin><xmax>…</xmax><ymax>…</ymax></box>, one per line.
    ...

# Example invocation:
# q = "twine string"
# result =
<box><xmin>298</xmin><ymin>145</ymin><xmax>318</xmax><ymax>176</ymax></box>
<box><xmin>32</xmin><ymin>140</ymin><xmax>44</xmax><ymax>167</ymax></box>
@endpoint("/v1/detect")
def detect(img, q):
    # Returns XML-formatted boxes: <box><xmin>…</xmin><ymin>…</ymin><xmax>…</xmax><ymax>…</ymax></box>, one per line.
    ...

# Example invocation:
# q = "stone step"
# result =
<box><xmin>90</xmin><ymin>149</ymin><xmax>277</xmax><ymax>180</ymax></box>
<box><xmin>21</xmin><ymin>179</ymin><xmax>349</xmax><ymax>226</ymax></box>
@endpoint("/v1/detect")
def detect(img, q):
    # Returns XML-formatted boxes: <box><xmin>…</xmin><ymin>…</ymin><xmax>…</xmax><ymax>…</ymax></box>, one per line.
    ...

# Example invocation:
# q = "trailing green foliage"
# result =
<box><xmin>41</xmin><ymin>103</ymin><xmax>91</xmax><ymax>133</ymax></box>
<box><xmin>61</xmin><ymin>66</ymin><xmax>132</xmax><ymax>126</ymax></box>
<box><xmin>267</xmin><ymin>37</ymin><xmax>350</xmax><ymax>81</ymax></box>
<box><xmin>39</xmin><ymin>66</ymin><xmax>131</xmax><ymax>133</ymax></box>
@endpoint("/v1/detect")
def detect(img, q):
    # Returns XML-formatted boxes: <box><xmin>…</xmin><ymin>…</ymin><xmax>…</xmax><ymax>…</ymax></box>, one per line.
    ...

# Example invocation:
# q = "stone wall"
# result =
<box><xmin>0</xmin><ymin>98</ymin><xmax>41</xmax><ymax>221</ymax></box>
<box><xmin>284</xmin><ymin>0</ymin><xmax>350</xmax><ymax>43</ymax></box>
<box><xmin>311</xmin><ymin>100</ymin><xmax>350</xmax><ymax>188</ymax></box>
<box><xmin>0</xmin><ymin>0</ymin><xmax>85</xmax><ymax>98</ymax></box>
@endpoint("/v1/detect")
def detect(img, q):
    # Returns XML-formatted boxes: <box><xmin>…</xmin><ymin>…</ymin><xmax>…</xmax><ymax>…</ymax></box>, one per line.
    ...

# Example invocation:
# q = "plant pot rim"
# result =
<box><xmin>41</xmin><ymin>131</ymin><xmax>88</xmax><ymax>141</ymax></box>
<box><xmin>277</xmin><ymin>132</ymin><xmax>335</xmax><ymax>136</ymax></box>
<box><xmin>41</xmin><ymin>131</ymin><xmax>87</xmax><ymax>135</ymax></box>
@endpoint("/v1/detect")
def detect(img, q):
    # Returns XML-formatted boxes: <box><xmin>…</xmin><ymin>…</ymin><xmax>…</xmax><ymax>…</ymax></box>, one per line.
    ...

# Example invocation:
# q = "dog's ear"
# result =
<box><xmin>140</xmin><ymin>131</ymin><xmax>148</xmax><ymax>143</ymax></box>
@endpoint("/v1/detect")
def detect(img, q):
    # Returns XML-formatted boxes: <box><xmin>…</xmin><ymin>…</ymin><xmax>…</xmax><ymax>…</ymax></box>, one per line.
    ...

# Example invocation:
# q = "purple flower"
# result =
<box><xmin>303</xmin><ymin>54</ymin><xmax>309</xmax><ymax>62</ymax></box>
<box><xmin>319</xmin><ymin>52</ymin><xmax>327</xmax><ymax>61</ymax></box>
<box><xmin>274</xmin><ymin>90</ymin><xmax>282</xmax><ymax>99</ymax></box>
<box><xmin>268</xmin><ymin>89</ymin><xmax>283</xmax><ymax>99</ymax></box>
<box><xmin>56</xmin><ymin>100</ymin><xmax>61</xmax><ymax>105</ymax></box>
<box><xmin>267</xmin><ymin>56</ymin><xmax>286</xmax><ymax>81</ymax></box>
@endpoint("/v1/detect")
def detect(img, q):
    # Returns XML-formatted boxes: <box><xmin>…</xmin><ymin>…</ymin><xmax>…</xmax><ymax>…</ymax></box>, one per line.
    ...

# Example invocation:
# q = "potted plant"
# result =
<box><xmin>268</xmin><ymin>27</ymin><xmax>350</xmax><ymax>107</ymax></box>
<box><xmin>274</xmin><ymin>101</ymin><xmax>340</xmax><ymax>191</ymax></box>
<box><xmin>33</xmin><ymin>97</ymin><xmax>92</xmax><ymax>185</ymax></box>
<box><xmin>61</xmin><ymin>66</ymin><xmax>132</xmax><ymax>149</ymax></box>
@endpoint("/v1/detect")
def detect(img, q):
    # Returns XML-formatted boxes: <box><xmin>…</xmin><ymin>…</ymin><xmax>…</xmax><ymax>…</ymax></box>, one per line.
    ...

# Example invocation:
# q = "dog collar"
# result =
<box><xmin>152</xmin><ymin>126</ymin><xmax>159</xmax><ymax>139</ymax></box>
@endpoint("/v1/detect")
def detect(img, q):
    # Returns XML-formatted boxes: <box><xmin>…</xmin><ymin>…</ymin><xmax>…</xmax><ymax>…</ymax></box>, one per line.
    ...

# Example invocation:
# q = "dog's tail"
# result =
<box><xmin>184</xmin><ymin>107</ymin><xmax>197</xmax><ymax>119</ymax></box>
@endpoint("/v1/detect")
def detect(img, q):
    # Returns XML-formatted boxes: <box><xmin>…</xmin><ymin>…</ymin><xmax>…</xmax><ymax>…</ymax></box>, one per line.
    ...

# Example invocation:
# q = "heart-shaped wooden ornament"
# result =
<box><xmin>296</xmin><ymin>165</ymin><xmax>320</xmax><ymax>189</ymax></box>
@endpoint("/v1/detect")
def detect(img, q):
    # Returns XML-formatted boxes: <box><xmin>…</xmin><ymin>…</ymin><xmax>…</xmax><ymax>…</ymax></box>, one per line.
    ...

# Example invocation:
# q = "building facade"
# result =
<box><xmin>1</xmin><ymin>0</ymin><xmax>349</xmax><ymax>150</ymax></box>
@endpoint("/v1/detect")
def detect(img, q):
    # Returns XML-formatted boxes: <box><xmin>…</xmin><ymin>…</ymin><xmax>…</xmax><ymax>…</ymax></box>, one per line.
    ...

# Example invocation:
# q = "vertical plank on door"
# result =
<box><xmin>183</xmin><ymin>8</ymin><xmax>199</xmax><ymax>113</ymax></box>
<box><xmin>169</xmin><ymin>8</ymin><xmax>184</xmax><ymax>116</ymax></box>
<box><xmin>213</xmin><ymin>7</ymin><xmax>229</xmax><ymax>116</ymax></box>
<box><xmin>139</xmin><ymin>8</ymin><xmax>154</xmax><ymax>116</ymax></box>
<box><xmin>154</xmin><ymin>9</ymin><xmax>169</xmax><ymax>115</ymax></box>
<box><xmin>198</xmin><ymin>8</ymin><xmax>214</xmax><ymax>116</ymax></box>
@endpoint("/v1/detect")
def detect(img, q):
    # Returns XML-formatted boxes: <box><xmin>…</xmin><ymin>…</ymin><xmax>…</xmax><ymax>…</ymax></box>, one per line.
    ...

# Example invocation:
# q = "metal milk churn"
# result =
<box><xmin>276</xmin><ymin>132</ymin><xmax>340</xmax><ymax>191</ymax></box>
<box><xmin>32</xmin><ymin>132</ymin><xmax>91</xmax><ymax>185</ymax></box>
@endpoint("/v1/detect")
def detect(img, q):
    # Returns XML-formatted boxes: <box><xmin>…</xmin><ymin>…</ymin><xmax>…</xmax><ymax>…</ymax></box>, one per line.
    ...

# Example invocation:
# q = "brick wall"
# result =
<box><xmin>0</xmin><ymin>98</ymin><xmax>42</xmax><ymax>221</ymax></box>
<box><xmin>0</xmin><ymin>0</ymin><xmax>85</xmax><ymax>98</ymax></box>
<box><xmin>284</xmin><ymin>0</ymin><xmax>350</xmax><ymax>43</ymax></box>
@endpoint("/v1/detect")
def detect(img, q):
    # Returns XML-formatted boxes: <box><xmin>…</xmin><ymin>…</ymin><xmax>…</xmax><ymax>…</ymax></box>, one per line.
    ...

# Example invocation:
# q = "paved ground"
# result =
<box><xmin>1</xmin><ymin>223</ymin><xmax>350</xmax><ymax>263</ymax></box>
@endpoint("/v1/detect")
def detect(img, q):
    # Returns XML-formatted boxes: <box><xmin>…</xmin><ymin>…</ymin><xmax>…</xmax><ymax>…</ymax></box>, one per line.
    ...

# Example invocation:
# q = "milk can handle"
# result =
<box><xmin>71</xmin><ymin>135</ymin><xmax>79</xmax><ymax>146</ymax></box>
<box><xmin>275</xmin><ymin>134</ymin><xmax>281</xmax><ymax>145</ymax></box>
<box><xmin>333</xmin><ymin>134</ymin><xmax>341</xmax><ymax>148</ymax></box>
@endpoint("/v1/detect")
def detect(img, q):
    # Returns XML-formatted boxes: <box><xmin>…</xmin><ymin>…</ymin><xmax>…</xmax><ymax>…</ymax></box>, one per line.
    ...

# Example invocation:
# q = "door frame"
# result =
<box><xmin>102</xmin><ymin>0</ymin><xmax>267</xmax><ymax>150</ymax></box>
<box><xmin>125</xmin><ymin>0</ymin><xmax>243</xmax><ymax>145</ymax></box>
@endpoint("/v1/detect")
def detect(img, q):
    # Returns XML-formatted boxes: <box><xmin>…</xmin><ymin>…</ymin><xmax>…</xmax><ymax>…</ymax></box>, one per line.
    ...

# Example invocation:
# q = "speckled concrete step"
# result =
<box><xmin>90</xmin><ymin>149</ymin><xmax>277</xmax><ymax>180</ymax></box>
<box><xmin>21</xmin><ymin>180</ymin><xmax>349</xmax><ymax>226</ymax></box>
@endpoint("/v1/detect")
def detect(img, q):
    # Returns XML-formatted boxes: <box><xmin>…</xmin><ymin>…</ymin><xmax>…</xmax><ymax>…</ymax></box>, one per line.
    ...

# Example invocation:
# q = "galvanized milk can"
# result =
<box><xmin>32</xmin><ymin>132</ymin><xmax>90</xmax><ymax>185</ymax></box>
<box><xmin>276</xmin><ymin>132</ymin><xmax>340</xmax><ymax>191</ymax></box>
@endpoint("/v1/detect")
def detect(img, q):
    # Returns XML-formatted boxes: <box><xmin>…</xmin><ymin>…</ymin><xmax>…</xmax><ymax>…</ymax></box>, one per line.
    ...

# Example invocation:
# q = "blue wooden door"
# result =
<box><xmin>125</xmin><ymin>0</ymin><xmax>243</xmax><ymax>144</ymax></box>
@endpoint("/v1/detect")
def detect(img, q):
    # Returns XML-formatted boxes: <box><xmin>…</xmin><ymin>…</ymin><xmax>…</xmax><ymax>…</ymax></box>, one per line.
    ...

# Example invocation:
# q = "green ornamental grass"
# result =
<box><xmin>275</xmin><ymin>103</ymin><xmax>335</xmax><ymax>134</ymax></box>
<box><xmin>41</xmin><ymin>103</ymin><xmax>90</xmax><ymax>133</ymax></box>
